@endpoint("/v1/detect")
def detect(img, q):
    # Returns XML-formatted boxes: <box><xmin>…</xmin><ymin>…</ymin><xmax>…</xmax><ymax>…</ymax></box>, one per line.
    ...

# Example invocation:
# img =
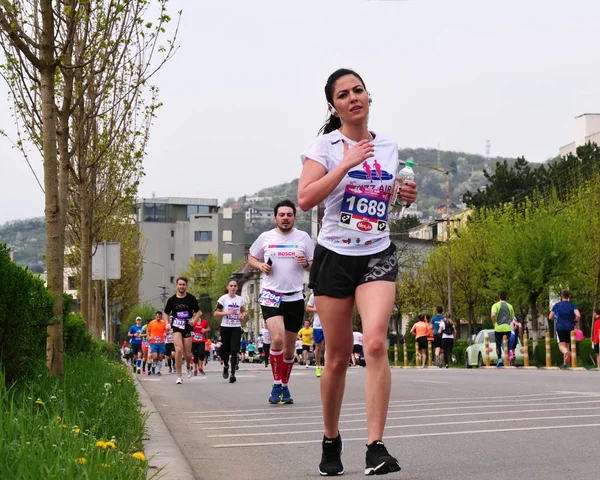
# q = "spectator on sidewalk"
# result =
<box><xmin>592</xmin><ymin>307</ymin><xmax>600</xmax><ymax>367</ymax></box>
<box><xmin>548</xmin><ymin>289</ymin><xmax>581</xmax><ymax>368</ymax></box>
<box><xmin>491</xmin><ymin>291</ymin><xmax>515</xmax><ymax>367</ymax></box>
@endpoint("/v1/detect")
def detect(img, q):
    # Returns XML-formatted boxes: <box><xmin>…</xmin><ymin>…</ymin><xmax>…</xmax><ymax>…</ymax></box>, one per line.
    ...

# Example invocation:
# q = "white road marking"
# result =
<box><xmin>208</xmin><ymin>414</ymin><xmax>600</xmax><ymax>438</ymax></box>
<box><xmin>197</xmin><ymin>399</ymin><xmax>600</xmax><ymax>424</ymax></box>
<box><xmin>413</xmin><ymin>380</ymin><xmax>450</xmax><ymax>384</ymax></box>
<box><xmin>212</xmin><ymin>423</ymin><xmax>600</xmax><ymax>448</ymax></box>
<box><xmin>184</xmin><ymin>392</ymin><xmax>569</xmax><ymax>414</ymax></box>
<box><xmin>198</xmin><ymin>406</ymin><xmax>600</xmax><ymax>430</ymax></box>
<box><xmin>186</xmin><ymin>393</ymin><xmax>585</xmax><ymax>417</ymax></box>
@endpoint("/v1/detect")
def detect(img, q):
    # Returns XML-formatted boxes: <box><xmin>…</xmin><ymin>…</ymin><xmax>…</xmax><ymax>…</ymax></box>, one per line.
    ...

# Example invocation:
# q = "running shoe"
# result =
<box><xmin>318</xmin><ymin>433</ymin><xmax>344</xmax><ymax>476</ymax></box>
<box><xmin>235</xmin><ymin>364</ymin><xmax>239</xmax><ymax>371</ymax></box>
<box><xmin>142</xmin><ymin>369</ymin><xmax>146</xmax><ymax>375</ymax></box>
<box><xmin>268</xmin><ymin>384</ymin><xmax>283</xmax><ymax>404</ymax></box>
<box><xmin>176</xmin><ymin>376</ymin><xmax>183</xmax><ymax>384</ymax></box>
<box><xmin>187</xmin><ymin>368</ymin><xmax>192</xmax><ymax>380</ymax></box>
<box><xmin>281</xmin><ymin>386</ymin><xmax>294</xmax><ymax>404</ymax></box>
<box><xmin>306</xmin><ymin>364</ymin><xmax>309</xmax><ymax>368</ymax></box>
<box><xmin>316</xmin><ymin>366</ymin><xmax>322</xmax><ymax>377</ymax></box>
<box><xmin>156</xmin><ymin>371</ymin><xmax>162</xmax><ymax>376</ymax></box>
<box><xmin>136</xmin><ymin>368</ymin><xmax>141</xmax><ymax>374</ymax></box>
<box><xmin>229</xmin><ymin>374</ymin><xmax>236</xmax><ymax>384</ymax></box>
<box><xmin>147</xmin><ymin>369</ymin><xmax>151</xmax><ymax>376</ymax></box>
<box><xmin>222</xmin><ymin>367</ymin><xmax>229</xmax><ymax>380</ymax></box>
<box><xmin>199</xmin><ymin>367</ymin><xmax>205</xmax><ymax>376</ymax></box>
<box><xmin>365</xmin><ymin>440</ymin><xmax>401</xmax><ymax>476</ymax></box>
<box><xmin>194</xmin><ymin>369</ymin><xmax>197</xmax><ymax>377</ymax></box>
<box><xmin>265</xmin><ymin>363</ymin><xmax>269</xmax><ymax>368</ymax></box>
<box><xmin>151</xmin><ymin>366</ymin><xmax>155</xmax><ymax>375</ymax></box>
<box><xmin>565</xmin><ymin>351</ymin><xmax>572</xmax><ymax>366</ymax></box>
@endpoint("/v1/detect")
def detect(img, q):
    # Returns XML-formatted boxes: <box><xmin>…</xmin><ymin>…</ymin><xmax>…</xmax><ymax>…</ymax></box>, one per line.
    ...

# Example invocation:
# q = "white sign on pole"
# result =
<box><xmin>92</xmin><ymin>242</ymin><xmax>121</xmax><ymax>280</ymax></box>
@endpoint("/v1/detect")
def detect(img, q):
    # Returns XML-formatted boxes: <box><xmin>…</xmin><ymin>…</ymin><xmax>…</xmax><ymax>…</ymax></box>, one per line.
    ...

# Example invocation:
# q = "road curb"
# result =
<box><xmin>134</xmin><ymin>374</ymin><xmax>196</xmax><ymax>480</ymax></box>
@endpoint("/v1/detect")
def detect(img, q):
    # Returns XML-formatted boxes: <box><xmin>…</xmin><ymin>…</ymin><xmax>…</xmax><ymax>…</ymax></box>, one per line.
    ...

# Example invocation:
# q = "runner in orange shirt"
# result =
<box><xmin>147</xmin><ymin>311</ymin><xmax>168</xmax><ymax>376</ymax></box>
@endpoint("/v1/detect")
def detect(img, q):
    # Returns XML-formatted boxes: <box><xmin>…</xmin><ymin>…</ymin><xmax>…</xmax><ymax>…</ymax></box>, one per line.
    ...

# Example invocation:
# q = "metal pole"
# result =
<box><xmin>446</xmin><ymin>172</ymin><xmax>453</xmax><ymax>318</ymax></box>
<box><xmin>104</xmin><ymin>240</ymin><xmax>109</xmax><ymax>344</ymax></box>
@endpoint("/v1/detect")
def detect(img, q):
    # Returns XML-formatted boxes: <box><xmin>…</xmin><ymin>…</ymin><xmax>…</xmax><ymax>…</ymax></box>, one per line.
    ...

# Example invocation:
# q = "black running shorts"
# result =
<box><xmin>309</xmin><ymin>243</ymin><xmax>398</xmax><ymax>298</ymax></box>
<box><xmin>131</xmin><ymin>343</ymin><xmax>142</xmax><ymax>355</ymax></box>
<box><xmin>556</xmin><ymin>330</ymin><xmax>571</xmax><ymax>344</ymax></box>
<box><xmin>261</xmin><ymin>299</ymin><xmax>305</xmax><ymax>333</ymax></box>
<box><xmin>417</xmin><ymin>336</ymin><xmax>428</xmax><ymax>350</ymax></box>
<box><xmin>172</xmin><ymin>326</ymin><xmax>192</xmax><ymax>339</ymax></box>
<box><xmin>433</xmin><ymin>334</ymin><xmax>442</xmax><ymax>349</ymax></box>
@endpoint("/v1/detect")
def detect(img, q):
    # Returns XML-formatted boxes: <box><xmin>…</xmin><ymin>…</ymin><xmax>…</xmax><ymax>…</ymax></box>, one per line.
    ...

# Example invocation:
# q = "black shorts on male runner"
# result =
<box><xmin>352</xmin><ymin>345</ymin><xmax>362</xmax><ymax>354</ymax></box>
<box><xmin>165</xmin><ymin>343</ymin><xmax>175</xmax><ymax>356</ymax></box>
<box><xmin>556</xmin><ymin>330</ymin><xmax>571</xmax><ymax>344</ymax></box>
<box><xmin>309</xmin><ymin>243</ymin><xmax>398</xmax><ymax>298</ymax></box>
<box><xmin>417</xmin><ymin>336</ymin><xmax>428</xmax><ymax>350</ymax></box>
<box><xmin>131</xmin><ymin>343</ymin><xmax>142</xmax><ymax>355</ymax></box>
<box><xmin>172</xmin><ymin>325</ymin><xmax>192</xmax><ymax>338</ymax></box>
<box><xmin>261</xmin><ymin>299</ymin><xmax>305</xmax><ymax>333</ymax></box>
<box><xmin>433</xmin><ymin>334</ymin><xmax>442</xmax><ymax>349</ymax></box>
<box><xmin>302</xmin><ymin>345</ymin><xmax>312</xmax><ymax>352</ymax></box>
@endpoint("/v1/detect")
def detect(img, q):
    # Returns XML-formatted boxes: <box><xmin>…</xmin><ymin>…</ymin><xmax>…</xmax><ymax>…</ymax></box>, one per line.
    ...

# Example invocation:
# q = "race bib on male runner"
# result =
<box><xmin>259</xmin><ymin>289</ymin><xmax>283</xmax><ymax>308</ymax></box>
<box><xmin>338</xmin><ymin>182</ymin><xmax>390</xmax><ymax>233</ymax></box>
<box><xmin>153</xmin><ymin>336</ymin><xmax>162</xmax><ymax>343</ymax></box>
<box><xmin>172</xmin><ymin>318</ymin><xmax>186</xmax><ymax>329</ymax></box>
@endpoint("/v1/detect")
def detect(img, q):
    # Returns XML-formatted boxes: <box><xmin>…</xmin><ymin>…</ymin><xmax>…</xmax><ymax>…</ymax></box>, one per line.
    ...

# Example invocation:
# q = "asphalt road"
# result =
<box><xmin>138</xmin><ymin>361</ymin><xmax>600</xmax><ymax>480</ymax></box>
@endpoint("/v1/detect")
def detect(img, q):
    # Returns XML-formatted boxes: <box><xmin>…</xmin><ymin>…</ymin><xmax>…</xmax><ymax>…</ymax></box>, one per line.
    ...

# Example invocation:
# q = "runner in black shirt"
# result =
<box><xmin>163</xmin><ymin>277</ymin><xmax>200</xmax><ymax>384</ymax></box>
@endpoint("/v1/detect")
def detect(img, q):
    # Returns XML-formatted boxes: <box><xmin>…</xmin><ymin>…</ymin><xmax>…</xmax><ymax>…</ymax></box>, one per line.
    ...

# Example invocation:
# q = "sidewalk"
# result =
<box><xmin>134</xmin><ymin>372</ymin><xmax>196</xmax><ymax>480</ymax></box>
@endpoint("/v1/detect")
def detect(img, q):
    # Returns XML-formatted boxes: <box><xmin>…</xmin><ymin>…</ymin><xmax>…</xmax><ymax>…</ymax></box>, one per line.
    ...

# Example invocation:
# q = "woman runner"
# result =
<box><xmin>298</xmin><ymin>68</ymin><xmax>418</xmax><ymax>476</ymax></box>
<box><xmin>214</xmin><ymin>280</ymin><xmax>246</xmax><ymax>383</ymax></box>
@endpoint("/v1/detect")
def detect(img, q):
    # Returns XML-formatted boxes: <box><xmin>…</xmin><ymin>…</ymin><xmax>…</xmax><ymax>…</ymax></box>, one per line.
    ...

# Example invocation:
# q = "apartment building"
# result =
<box><xmin>137</xmin><ymin>197</ymin><xmax>245</xmax><ymax>309</ymax></box>
<box><xmin>559</xmin><ymin>113</ymin><xmax>600</xmax><ymax>156</ymax></box>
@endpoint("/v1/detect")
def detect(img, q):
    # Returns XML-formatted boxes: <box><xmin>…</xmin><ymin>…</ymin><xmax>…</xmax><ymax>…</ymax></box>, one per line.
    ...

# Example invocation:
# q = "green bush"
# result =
<box><xmin>0</xmin><ymin>244</ymin><xmax>55</xmax><ymax>384</ymax></box>
<box><xmin>453</xmin><ymin>340</ymin><xmax>468</xmax><ymax>365</ymax></box>
<box><xmin>121</xmin><ymin>303</ymin><xmax>156</xmax><ymax>335</ymax></box>
<box><xmin>578</xmin><ymin>339</ymin><xmax>594</xmax><ymax>367</ymax></box>
<box><xmin>388</xmin><ymin>345</ymin><xmax>416</xmax><ymax>365</ymax></box>
<box><xmin>64</xmin><ymin>314</ymin><xmax>94</xmax><ymax>355</ymax></box>
<box><xmin>532</xmin><ymin>337</ymin><xmax>594</xmax><ymax>367</ymax></box>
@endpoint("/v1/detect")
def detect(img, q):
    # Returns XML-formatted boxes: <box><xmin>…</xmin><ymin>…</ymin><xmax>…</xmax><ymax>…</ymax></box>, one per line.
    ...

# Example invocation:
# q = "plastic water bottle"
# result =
<box><xmin>389</xmin><ymin>160</ymin><xmax>415</xmax><ymax>220</ymax></box>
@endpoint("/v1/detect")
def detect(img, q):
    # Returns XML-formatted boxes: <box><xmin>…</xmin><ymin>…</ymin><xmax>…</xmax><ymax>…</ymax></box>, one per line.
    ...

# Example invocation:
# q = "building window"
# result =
<box><xmin>67</xmin><ymin>276</ymin><xmax>77</xmax><ymax>290</ymax></box>
<box><xmin>223</xmin><ymin>207</ymin><xmax>233</xmax><ymax>219</ymax></box>
<box><xmin>170</xmin><ymin>253</ymin><xmax>175</xmax><ymax>261</ymax></box>
<box><xmin>194</xmin><ymin>231</ymin><xmax>212</xmax><ymax>242</ymax></box>
<box><xmin>170</xmin><ymin>230</ymin><xmax>174</xmax><ymax>237</ymax></box>
<box><xmin>170</xmin><ymin>276</ymin><xmax>174</xmax><ymax>284</ymax></box>
<box><xmin>222</xmin><ymin>230</ymin><xmax>232</xmax><ymax>242</ymax></box>
<box><xmin>143</xmin><ymin>202</ymin><xmax>167</xmax><ymax>222</ymax></box>
<box><xmin>222</xmin><ymin>253</ymin><xmax>232</xmax><ymax>264</ymax></box>
<box><xmin>194</xmin><ymin>254</ymin><xmax>209</xmax><ymax>262</ymax></box>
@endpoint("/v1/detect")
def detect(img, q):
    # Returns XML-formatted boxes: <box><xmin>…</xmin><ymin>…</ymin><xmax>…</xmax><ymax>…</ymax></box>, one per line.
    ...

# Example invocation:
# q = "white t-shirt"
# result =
<box><xmin>301</xmin><ymin>130</ymin><xmax>399</xmax><ymax>256</ymax></box>
<box><xmin>249</xmin><ymin>228</ymin><xmax>315</xmax><ymax>302</ymax></box>
<box><xmin>439</xmin><ymin>321</ymin><xmax>455</xmax><ymax>339</ymax></box>
<box><xmin>256</xmin><ymin>336</ymin><xmax>263</xmax><ymax>348</ymax></box>
<box><xmin>307</xmin><ymin>294</ymin><xmax>321</xmax><ymax>329</ymax></box>
<box><xmin>261</xmin><ymin>327</ymin><xmax>271</xmax><ymax>344</ymax></box>
<box><xmin>353</xmin><ymin>331</ymin><xmax>363</xmax><ymax>345</ymax></box>
<box><xmin>295</xmin><ymin>339</ymin><xmax>303</xmax><ymax>350</ymax></box>
<box><xmin>217</xmin><ymin>294</ymin><xmax>244</xmax><ymax>327</ymax></box>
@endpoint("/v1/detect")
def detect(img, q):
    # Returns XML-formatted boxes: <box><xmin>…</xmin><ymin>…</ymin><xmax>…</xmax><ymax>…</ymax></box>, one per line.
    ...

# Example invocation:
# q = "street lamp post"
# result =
<box><xmin>142</xmin><ymin>260</ymin><xmax>167</xmax><ymax>305</ymax></box>
<box><xmin>413</xmin><ymin>161</ymin><xmax>455</xmax><ymax>318</ymax></box>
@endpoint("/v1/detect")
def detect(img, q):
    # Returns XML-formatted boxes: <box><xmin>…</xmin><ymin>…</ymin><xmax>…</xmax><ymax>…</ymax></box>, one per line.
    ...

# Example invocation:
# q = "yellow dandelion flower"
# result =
<box><xmin>38</xmin><ymin>374</ymin><xmax>42</xmax><ymax>377</ymax></box>
<box><xmin>35</xmin><ymin>399</ymin><xmax>44</xmax><ymax>406</ymax></box>
<box><xmin>59</xmin><ymin>424</ymin><xmax>67</xmax><ymax>429</ymax></box>
<box><xmin>95</xmin><ymin>440</ymin><xmax>107</xmax><ymax>449</ymax></box>
<box><xmin>132</xmin><ymin>452</ymin><xmax>146</xmax><ymax>461</ymax></box>
<box><xmin>117</xmin><ymin>379</ymin><xmax>122</xmax><ymax>383</ymax></box>
<box><xmin>75</xmin><ymin>457</ymin><xmax>86</xmax><ymax>465</ymax></box>
<box><xmin>100</xmin><ymin>463</ymin><xmax>110</xmax><ymax>468</ymax></box>
<box><xmin>73</xmin><ymin>428</ymin><xmax>81</xmax><ymax>435</ymax></box>
<box><xmin>104</xmin><ymin>441</ymin><xmax>116</xmax><ymax>450</ymax></box>
<box><xmin>56</xmin><ymin>416</ymin><xmax>62</xmax><ymax>421</ymax></box>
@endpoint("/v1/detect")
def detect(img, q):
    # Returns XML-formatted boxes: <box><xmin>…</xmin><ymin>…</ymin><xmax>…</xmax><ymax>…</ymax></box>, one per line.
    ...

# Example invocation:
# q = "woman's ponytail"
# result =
<box><xmin>318</xmin><ymin>114</ymin><xmax>342</xmax><ymax>136</ymax></box>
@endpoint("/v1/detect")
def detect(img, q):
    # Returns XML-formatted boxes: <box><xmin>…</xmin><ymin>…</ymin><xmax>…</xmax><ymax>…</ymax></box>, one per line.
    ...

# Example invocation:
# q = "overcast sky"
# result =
<box><xmin>1</xmin><ymin>0</ymin><xmax>599</xmax><ymax>224</ymax></box>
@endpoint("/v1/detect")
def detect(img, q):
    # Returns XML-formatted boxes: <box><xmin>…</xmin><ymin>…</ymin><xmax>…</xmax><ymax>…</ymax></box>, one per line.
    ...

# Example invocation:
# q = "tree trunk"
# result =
<box><xmin>39</xmin><ymin>0</ymin><xmax>64</xmax><ymax>377</ymax></box>
<box><xmin>530</xmin><ymin>295</ymin><xmax>541</xmax><ymax>339</ymax></box>
<box><xmin>80</xmin><ymin>178</ymin><xmax>93</xmax><ymax>334</ymax></box>
<box><xmin>467</xmin><ymin>302</ymin><xmax>474</xmax><ymax>338</ymax></box>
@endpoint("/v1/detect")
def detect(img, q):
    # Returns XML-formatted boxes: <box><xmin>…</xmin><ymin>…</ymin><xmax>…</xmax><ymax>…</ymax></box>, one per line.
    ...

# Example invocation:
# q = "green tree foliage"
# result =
<box><xmin>121</xmin><ymin>303</ymin><xmax>156</xmax><ymax>334</ymax></box>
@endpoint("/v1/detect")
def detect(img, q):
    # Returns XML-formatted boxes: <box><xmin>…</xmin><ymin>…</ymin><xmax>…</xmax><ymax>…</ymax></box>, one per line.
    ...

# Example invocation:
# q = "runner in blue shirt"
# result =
<box><xmin>128</xmin><ymin>317</ymin><xmax>145</xmax><ymax>374</ymax></box>
<box><xmin>548</xmin><ymin>289</ymin><xmax>581</xmax><ymax>368</ymax></box>
<box><xmin>431</xmin><ymin>306</ymin><xmax>445</xmax><ymax>367</ymax></box>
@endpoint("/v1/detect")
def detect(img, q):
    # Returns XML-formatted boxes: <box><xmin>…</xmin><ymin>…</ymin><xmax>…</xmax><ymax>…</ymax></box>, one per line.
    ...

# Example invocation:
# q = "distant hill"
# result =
<box><xmin>225</xmin><ymin>148</ymin><xmax>520</xmax><ymax>220</ymax></box>
<box><xmin>0</xmin><ymin>217</ymin><xmax>46</xmax><ymax>268</ymax></box>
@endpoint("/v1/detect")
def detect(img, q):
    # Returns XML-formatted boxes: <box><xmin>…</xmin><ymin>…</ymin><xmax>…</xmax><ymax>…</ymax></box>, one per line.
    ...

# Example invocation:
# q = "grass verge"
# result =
<box><xmin>0</xmin><ymin>355</ymin><xmax>147</xmax><ymax>479</ymax></box>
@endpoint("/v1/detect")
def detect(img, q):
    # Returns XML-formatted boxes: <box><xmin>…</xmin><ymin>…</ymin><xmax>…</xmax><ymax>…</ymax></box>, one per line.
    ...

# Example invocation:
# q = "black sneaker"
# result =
<box><xmin>318</xmin><ymin>433</ymin><xmax>344</xmax><ymax>476</ymax></box>
<box><xmin>229</xmin><ymin>374</ymin><xmax>236</xmax><ymax>384</ymax></box>
<box><xmin>222</xmin><ymin>367</ymin><xmax>229</xmax><ymax>380</ymax></box>
<box><xmin>365</xmin><ymin>441</ymin><xmax>401</xmax><ymax>476</ymax></box>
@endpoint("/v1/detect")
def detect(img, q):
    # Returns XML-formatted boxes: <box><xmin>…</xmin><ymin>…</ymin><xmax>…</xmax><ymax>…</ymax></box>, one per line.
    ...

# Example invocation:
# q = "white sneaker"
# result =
<box><xmin>176</xmin><ymin>377</ymin><xmax>183</xmax><ymax>384</ymax></box>
<box><xmin>187</xmin><ymin>369</ymin><xmax>192</xmax><ymax>380</ymax></box>
<box><xmin>306</xmin><ymin>364</ymin><xmax>309</xmax><ymax>368</ymax></box>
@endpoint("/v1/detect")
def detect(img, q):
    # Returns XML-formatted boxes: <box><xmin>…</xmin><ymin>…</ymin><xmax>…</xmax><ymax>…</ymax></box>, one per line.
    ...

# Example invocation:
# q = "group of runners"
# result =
<box><xmin>125</xmin><ymin>68</ymin><xmax>417</xmax><ymax>476</ymax></box>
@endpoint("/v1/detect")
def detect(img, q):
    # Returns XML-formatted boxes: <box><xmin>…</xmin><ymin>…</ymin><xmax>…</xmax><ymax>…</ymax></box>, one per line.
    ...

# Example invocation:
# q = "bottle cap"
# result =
<box><xmin>405</xmin><ymin>160</ymin><xmax>414</xmax><ymax>167</ymax></box>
